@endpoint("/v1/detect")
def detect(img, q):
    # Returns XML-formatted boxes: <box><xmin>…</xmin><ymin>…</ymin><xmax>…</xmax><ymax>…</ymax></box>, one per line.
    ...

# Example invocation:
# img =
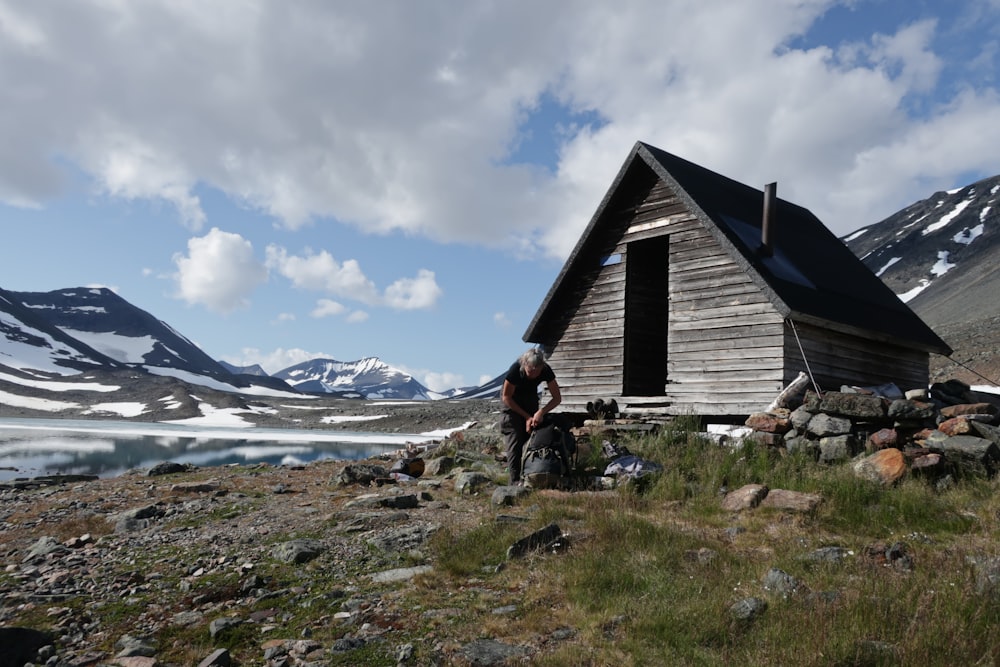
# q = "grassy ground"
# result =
<box><xmin>424</xmin><ymin>420</ymin><xmax>1000</xmax><ymax>666</ymax></box>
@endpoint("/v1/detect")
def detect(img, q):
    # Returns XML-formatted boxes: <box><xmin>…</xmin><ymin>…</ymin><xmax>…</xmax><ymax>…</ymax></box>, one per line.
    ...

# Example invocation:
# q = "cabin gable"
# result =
<box><xmin>526</xmin><ymin>141</ymin><xmax>951</xmax><ymax>419</ymax></box>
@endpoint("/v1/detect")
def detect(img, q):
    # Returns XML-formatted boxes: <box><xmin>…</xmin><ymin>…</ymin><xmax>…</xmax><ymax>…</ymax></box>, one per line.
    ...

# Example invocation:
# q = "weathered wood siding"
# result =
<box><xmin>661</xmin><ymin>217</ymin><xmax>786</xmax><ymax>415</ymax></box>
<box><xmin>544</xmin><ymin>165</ymin><xmax>792</xmax><ymax>416</ymax></box>
<box><xmin>782</xmin><ymin>321</ymin><xmax>930</xmax><ymax>392</ymax></box>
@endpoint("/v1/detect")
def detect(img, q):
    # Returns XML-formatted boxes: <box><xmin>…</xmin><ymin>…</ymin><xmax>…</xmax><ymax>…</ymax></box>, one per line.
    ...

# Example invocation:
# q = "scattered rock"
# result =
<box><xmin>491</xmin><ymin>485</ymin><xmax>531</xmax><ymax>506</ymax></box>
<box><xmin>802</xmin><ymin>546</ymin><xmax>851</xmax><ymax>564</ymax></box>
<box><xmin>208</xmin><ymin>616</ymin><xmax>243</xmax><ymax>639</ymax></box>
<box><xmin>271</xmin><ymin>539</ymin><xmax>325</xmax><ymax>564</ymax></box>
<box><xmin>369</xmin><ymin>565</ymin><xmax>433</xmax><ymax>583</ymax></box>
<box><xmin>147</xmin><ymin>461</ymin><xmax>191</xmax><ymax>476</ymax></box>
<box><xmin>454</xmin><ymin>471</ymin><xmax>492</xmax><ymax>494</ymax></box>
<box><xmin>762</xmin><ymin>567</ymin><xmax>805</xmax><ymax>598</ymax></box>
<box><xmin>507</xmin><ymin>523</ymin><xmax>562</xmax><ymax>560</ymax></box>
<box><xmin>459</xmin><ymin>639</ymin><xmax>530</xmax><ymax>666</ymax></box>
<box><xmin>721</xmin><ymin>484</ymin><xmax>768</xmax><ymax>511</ymax></box>
<box><xmin>759</xmin><ymin>489</ymin><xmax>822</xmax><ymax>512</ymax></box>
<box><xmin>197</xmin><ymin>648</ymin><xmax>232</xmax><ymax>667</ymax></box>
<box><xmin>336</xmin><ymin>464</ymin><xmax>388</xmax><ymax>486</ymax></box>
<box><xmin>729</xmin><ymin>596</ymin><xmax>768</xmax><ymax>621</ymax></box>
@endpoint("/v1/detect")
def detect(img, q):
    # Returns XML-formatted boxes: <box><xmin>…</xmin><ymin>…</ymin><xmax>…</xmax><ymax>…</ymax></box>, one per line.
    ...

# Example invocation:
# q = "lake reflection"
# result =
<box><xmin>0</xmin><ymin>418</ymin><xmax>429</xmax><ymax>480</ymax></box>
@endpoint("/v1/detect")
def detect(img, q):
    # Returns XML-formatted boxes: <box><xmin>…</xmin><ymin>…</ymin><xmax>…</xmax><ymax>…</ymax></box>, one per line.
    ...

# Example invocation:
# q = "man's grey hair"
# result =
<box><xmin>519</xmin><ymin>348</ymin><xmax>546</xmax><ymax>370</ymax></box>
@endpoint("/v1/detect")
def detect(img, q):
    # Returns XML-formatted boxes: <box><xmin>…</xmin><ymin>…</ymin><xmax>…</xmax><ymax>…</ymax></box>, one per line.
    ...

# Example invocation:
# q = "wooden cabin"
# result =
<box><xmin>523</xmin><ymin>141</ymin><xmax>952</xmax><ymax>420</ymax></box>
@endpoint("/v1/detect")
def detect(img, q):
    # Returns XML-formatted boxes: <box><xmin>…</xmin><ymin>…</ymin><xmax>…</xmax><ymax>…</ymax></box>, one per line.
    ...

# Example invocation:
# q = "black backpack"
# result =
<box><xmin>521</xmin><ymin>419</ymin><xmax>576</xmax><ymax>489</ymax></box>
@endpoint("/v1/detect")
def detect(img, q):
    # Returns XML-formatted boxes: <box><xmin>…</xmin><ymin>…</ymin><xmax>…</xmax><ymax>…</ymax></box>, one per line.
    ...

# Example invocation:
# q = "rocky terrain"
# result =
<box><xmin>7</xmin><ymin>379</ymin><xmax>1000</xmax><ymax>666</ymax></box>
<box><xmin>0</xmin><ymin>404</ymin><xmax>545</xmax><ymax>667</ymax></box>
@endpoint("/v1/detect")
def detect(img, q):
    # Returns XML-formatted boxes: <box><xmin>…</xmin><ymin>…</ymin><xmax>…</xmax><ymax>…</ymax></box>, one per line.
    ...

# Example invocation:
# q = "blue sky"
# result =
<box><xmin>2</xmin><ymin>1</ymin><xmax>1000</xmax><ymax>392</ymax></box>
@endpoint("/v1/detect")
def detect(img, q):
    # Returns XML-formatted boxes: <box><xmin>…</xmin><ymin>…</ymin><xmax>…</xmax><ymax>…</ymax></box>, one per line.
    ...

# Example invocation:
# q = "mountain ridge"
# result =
<box><xmin>843</xmin><ymin>174</ymin><xmax>1000</xmax><ymax>386</ymax></box>
<box><xmin>0</xmin><ymin>287</ymin><xmax>453</xmax><ymax>401</ymax></box>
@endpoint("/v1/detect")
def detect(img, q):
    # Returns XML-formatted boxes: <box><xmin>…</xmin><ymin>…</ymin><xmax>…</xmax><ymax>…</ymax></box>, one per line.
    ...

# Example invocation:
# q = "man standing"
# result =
<box><xmin>500</xmin><ymin>348</ymin><xmax>561</xmax><ymax>485</ymax></box>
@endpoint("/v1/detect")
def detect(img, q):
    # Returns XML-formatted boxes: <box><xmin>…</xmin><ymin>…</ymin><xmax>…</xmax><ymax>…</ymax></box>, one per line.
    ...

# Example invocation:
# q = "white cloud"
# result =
<box><xmin>421</xmin><ymin>370</ymin><xmax>465</xmax><ymax>393</ymax></box>
<box><xmin>346</xmin><ymin>310</ymin><xmax>369</xmax><ymax>324</ymax></box>
<box><xmin>266</xmin><ymin>246</ymin><xmax>442</xmax><ymax>310</ymax></box>
<box><xmin>310</xmin><ymin>298</ymin><xmax>346</xmax><ymax>318</ymax></box>
<box><xmin>265</xmin><ymin>246</ymin><xmax>380</xmax><ymax>304</ymax></box>
<box><xmin>87</xmin><ymin>130</ymin><xmax>206</xmax><ymax>230</ymax></box>
<box><xmin>383</xmin><ymin>269</ymin><xmax>442</xmax><ymax>310</ymax></box>
<box><xmin>493</xmin><ymin>311</ymin><xmax>511</xmax><ymax>327</ymax></box>
<box><xmin>173</xmin><ymin>228</ymin><xmax>268</xmax><ymax>313</ymax></box>
<box><xmin>2</xmin><ymin>1</ymin><xmax>1000</xmax><ymax>253</ymax></box>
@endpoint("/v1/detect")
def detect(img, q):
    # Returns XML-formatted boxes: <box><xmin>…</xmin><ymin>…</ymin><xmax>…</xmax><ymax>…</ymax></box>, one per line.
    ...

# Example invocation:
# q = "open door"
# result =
<box><xmin>623</xmin><ymin>236</ymin><xmax>669</xmax><ymax>395</ymax></box>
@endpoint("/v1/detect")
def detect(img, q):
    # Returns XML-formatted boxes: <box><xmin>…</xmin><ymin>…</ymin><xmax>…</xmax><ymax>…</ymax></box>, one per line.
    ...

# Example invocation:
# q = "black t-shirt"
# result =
<box><xmin>503</xmin><ymin>360</ymin><xmax>555</xmax><ymax>413</ymax></box>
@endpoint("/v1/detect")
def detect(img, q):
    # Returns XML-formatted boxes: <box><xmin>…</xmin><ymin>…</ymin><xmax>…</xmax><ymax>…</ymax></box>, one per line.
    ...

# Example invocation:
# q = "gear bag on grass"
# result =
<box><xmin>521</xmin><ymin>419</ymin><xmax>575</xmax><ymax>489</ymax></box>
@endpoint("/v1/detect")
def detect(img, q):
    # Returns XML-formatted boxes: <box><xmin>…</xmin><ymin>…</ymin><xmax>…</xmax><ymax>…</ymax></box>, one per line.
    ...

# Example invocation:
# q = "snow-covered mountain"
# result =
<box><xmin>844</xmin><ymin>175</ymin><xmax>1000</xmax><ymax>386</ymax></box>
<box><xmin>0</xmin><ymin>286</ymin><xmax>451</xmax><ymax>400</ymax></box>
<box><xmin>218</xmin><ymin>360</ymin><xmax>269</xmax><ymax>377</ymax></box>
<box><xmin>12</xmin><ymin>286</ymin><xmax>235</xmax><ymax>377</ymax></box>
<box><xmin>274</xmin><ymin>357</ymin><xmax>438</xmax><ymax>400</ymax></box>
<box><xmin>448</xmin><ymin>373</ymin><xmax>504</xmax><ymax>400</ymax></box>
<box><xmin>0</xmin><ymin>286</ymin><xmax>123</xmax><ymax>374</ymax></box>
<box><xmin>0</xmin><ymin>286</ymin><xmax>299</xmax><ymax>396</ymax></box>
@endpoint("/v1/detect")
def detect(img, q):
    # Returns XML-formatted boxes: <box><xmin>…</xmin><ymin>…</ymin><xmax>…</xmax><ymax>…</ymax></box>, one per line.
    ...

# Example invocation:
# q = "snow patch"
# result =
<box><xmin>61</xmin><ymin>328</ymin><xmax>156</xmax><ymax>364</ymax></box>
<box><xmin>0</xmin><ymin>389</ymin><xmax>80</xmax><ymax>411</ymax></box>
<box><xmin>0</xmin><ymin>370</ymin><xmax>119</xmax><ymax>393</ymax></box>
<box><xmin>876</xmin><ymin>257</ymin><xmax>901</xmax><ymax>277</ymax></box>
<box><xmin>0</xmin><ymin>313</ymin><xmax>95</xmax><ymax>374</ymax></box>
<box><xmin>898</xmin><ymin>279</ymin><xmax>932</xmax><ymax>303</ymax></box>
<box><xmin>161</xmin><ymin>403</ymin><xmax>257</xmax><ymax>428</ymax></box>
<box><xmin>843</xmin><ymin>228</ymin><xmax>868</xmax><ymax>242</ymax></box>
<box><xmin>953</xmin><ymin>224</ymin><xmax>985</xmax><ymax>245</ymax></box>
<box><xmin>923</xmin><ymin>198</ymin><xmax>972</xmax><ymax>235</ymax></box>
<box><xmin>931</xmin><ymin>251</ymin><xmax>955</xmax><ymax>277</ymax></box>
<box><xmin>321</xmin><ymin>414</ymin><xmax>389</xmax><ymax>424</ymax></box>
<box><xmin>83</xmin><ymin>402</ymin><xmax>147</xmax><ymax>417</ymax></box>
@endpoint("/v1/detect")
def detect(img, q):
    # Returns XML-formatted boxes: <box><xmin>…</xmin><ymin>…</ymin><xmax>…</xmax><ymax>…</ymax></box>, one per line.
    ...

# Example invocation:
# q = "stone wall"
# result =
<box><xmin>744</xmin><ymin>379</ymin><xmax>1000</xmax><ymax>485</ymax></box>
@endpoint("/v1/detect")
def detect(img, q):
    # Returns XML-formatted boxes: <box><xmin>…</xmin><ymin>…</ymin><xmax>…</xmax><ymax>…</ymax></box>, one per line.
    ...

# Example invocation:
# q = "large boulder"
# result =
<box><xmin>854</xmin><ymin>448</ymin><xmax>906</xmax><ymax>486</ymax></box>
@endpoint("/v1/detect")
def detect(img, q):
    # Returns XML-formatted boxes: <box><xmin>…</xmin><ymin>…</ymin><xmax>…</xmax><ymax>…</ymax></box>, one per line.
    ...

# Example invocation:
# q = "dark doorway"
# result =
<box><xmin>623</xmin><ymin>236</ymin><xmax>669</xmax><ymax>395</ymax></box>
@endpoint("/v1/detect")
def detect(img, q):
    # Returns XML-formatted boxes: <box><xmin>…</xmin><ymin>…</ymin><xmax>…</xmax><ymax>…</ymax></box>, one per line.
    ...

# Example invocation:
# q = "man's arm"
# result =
<box><xmin>529</xmin><ymin>380</ymin><xmax>562</xmax><ymax>429</ymax></box>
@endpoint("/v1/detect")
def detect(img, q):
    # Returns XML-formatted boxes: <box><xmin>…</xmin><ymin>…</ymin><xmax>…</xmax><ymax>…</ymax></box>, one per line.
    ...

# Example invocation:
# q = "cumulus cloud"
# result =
<box><xmin>2</xmin><ymin>0</ymin><xmax>1000</xmax><ymax>255</ymax></box>
<box><xmin>172</xmin><ymin>228</ymin><xmax>268</xmax><ymax>313</ymax></box>
<box><xmin>266</xmin><ymin>246</ymin><xmax>442</xmax><ymax>310</ymax></box>
<box><xmin>493</xmin><ymin>312</ymin><xmax>511</xmax><ymax>328</ymax></box>
<box><xmin>420</xmin><ymin>370</ymin><xmax>466</xmax><ymax>394</ymax></box>
<box><xmin>383</xmin><ymin>270</ymin><xmax>442</xmax><ymax>310</ymax></box>
<box><xmin>310</xmin><ymin>298</ymin><xmax>346</xmax><ymax>318</ymax></box>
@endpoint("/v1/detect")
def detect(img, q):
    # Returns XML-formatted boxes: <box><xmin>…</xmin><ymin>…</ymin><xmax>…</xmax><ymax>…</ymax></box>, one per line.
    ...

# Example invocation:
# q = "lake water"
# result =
<box><xmin>0</xmin><ymin>418</ymin><xmax>438</xmax><ymax>481</ymax></box>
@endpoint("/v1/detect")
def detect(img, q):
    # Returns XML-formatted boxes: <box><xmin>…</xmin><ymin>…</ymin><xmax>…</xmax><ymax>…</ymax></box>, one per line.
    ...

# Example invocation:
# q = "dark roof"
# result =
<box><xmin>525</xmin><ymin>141</ymin><xmax>952</xmax><ymax>355</ymax></box>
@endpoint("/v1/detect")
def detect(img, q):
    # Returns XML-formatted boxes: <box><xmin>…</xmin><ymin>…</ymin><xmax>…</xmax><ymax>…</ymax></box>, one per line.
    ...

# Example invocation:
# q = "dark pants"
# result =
<box><xmin>500</xmin><ymin>410</ymin><xmax>530</xmax><ymax>484</ymax></box>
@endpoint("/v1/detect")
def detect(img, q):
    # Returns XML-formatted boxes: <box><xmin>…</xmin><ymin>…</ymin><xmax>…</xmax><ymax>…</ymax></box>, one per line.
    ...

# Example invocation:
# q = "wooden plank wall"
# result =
<box><xmin>782</xmin><ymin>321</ymin><xmax>930</xmax><ymax>393</ymax></box>
<box><xmin>546</xmin><ymin>169</ymin><xmax>792</xmax><ymax>417</ymax></box>
<box><xmin>662</xmin><ymin>216</ymin><xmax>787</xmax><ymax>415</ymax></box>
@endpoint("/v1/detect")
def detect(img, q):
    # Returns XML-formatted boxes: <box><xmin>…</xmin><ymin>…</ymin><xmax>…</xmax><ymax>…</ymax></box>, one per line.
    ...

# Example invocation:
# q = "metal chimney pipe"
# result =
<box><xmin>760</xmin><ymin>181</ymin><xmax>777</xmax><ymax>257</ymax></box>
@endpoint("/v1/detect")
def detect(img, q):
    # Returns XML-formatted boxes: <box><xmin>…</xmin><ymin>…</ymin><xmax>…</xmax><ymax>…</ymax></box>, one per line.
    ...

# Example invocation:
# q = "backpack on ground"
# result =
<box><xmin>521</xmin><ymin>418</ymin><xmax>575</xmax><ymax>489</ymax></box>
